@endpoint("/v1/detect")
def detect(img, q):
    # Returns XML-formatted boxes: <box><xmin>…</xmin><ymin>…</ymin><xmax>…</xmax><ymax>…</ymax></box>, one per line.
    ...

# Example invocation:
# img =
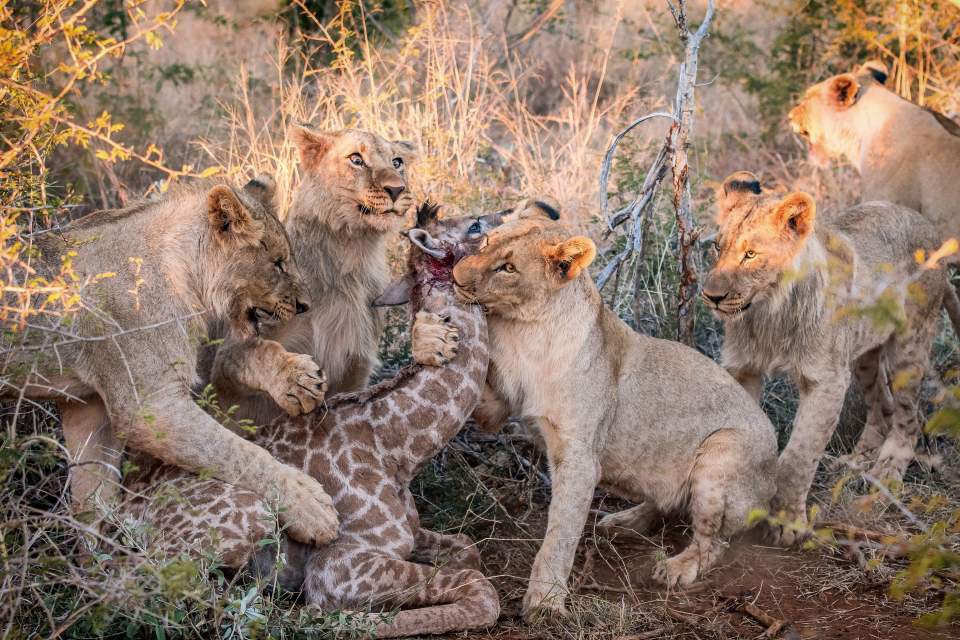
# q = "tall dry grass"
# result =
<box><xmin>193</xmin><ymin>1</ymin><xmax>645</xmax><ymax>224</ymax></box>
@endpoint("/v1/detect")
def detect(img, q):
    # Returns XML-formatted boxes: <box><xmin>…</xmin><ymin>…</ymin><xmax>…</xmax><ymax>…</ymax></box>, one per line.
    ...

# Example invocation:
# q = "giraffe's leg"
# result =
<box><xmin>400</xmin><ymin>490</ymin><xmax>481</xmax><ymax>571</ymax></box>
<box><xmin>120</xmin><ymin>466</ymin><xmax>276</xmax><ymax>569</ymax></box>
<box><xmin>304</xmin><ymin>550</ymin><xmax>499</xmax><ymax>638</ymax></box>
<box><xmin>867</xmin><ymin>335</ymin><xmax>930</xmax><ymax>484</ymax></box>
<box><xmin>409</xmin><ymin>527</ymin><xmax>482</xmax><ymax>571</ymax></box>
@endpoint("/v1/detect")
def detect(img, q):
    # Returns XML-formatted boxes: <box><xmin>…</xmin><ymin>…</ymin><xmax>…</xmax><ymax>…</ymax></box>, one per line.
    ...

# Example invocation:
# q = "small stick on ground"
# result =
<box><xmin>723</xmin><ymin>593</ymin><xmax>799</xmax><ymax>639</ymax></box>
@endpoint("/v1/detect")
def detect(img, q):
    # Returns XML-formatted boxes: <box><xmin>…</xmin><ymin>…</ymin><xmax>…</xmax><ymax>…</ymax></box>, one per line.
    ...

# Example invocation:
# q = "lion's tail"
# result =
<box><xmin>943</xmin><ymin>282</ymin><xmax>960</xmax><ymax>338</ymax></box>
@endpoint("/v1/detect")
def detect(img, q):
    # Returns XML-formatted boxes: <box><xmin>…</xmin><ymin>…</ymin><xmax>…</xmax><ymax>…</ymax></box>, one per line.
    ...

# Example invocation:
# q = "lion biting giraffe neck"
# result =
<box><xmin>244</xmin><ymin>210</ymin><xmax>498</xmax><ymax>637</ymax></box>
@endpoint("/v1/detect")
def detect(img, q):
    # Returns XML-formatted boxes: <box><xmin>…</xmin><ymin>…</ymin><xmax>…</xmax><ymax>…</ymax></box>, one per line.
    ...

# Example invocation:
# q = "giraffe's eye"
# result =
<box><xmin>467</xmin><ymin>220</ymin><xmax>482</xmax><ymax>235</ymax></box>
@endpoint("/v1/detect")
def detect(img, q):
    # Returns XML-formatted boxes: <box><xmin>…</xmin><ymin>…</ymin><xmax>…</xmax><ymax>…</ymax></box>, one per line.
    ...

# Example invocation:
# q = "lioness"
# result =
<box><xmin>452</xmin><ymin>219</ymin><xmax>777</xmax><ymax>618</ymax></box>
<box><xmin>211</xmin><ymin>126</ymin><xmax>460</xmax><ymax>427</ymax></box>
<box><xmin>702</xmin><ymin>172</ymin><xmax>948</xmax><ymax>544</ymax></box>
<box><xmin>4</xmin><ymin>178</ymin><xmax>337</xmax><ymax>547</ymax></box>
<box><xmin>788</xmin><ymin>61</ymin><xmax>960</xmax><ymax>246</ymax></box>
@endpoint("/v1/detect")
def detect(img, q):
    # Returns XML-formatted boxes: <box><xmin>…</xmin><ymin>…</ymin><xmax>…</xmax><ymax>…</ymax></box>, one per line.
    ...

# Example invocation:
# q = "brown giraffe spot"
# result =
<box><xmin>411</xmin><ymin>433</ymin><xmax>437</xmax><ymax>455</ymax></box>
<box><xmin>420</xmin><ymin>379</ymin><xmax>449</xmax><ymax>405</ymax></box>
<box><xmin>364</xmin><ymin>504</ymin><xmax>390</xmax><ymax>527</ymax></box>
<box><xmin>338</xmin><ymin>493</ymin><xmax>363</xmax><ymax>515</ymax></box>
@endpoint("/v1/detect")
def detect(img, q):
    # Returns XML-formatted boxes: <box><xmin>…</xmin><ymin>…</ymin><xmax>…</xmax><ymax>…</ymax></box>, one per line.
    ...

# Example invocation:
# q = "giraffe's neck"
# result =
<box><xmin>397</xmin><ymin>286</ymin><xmax>488</xmax><ymax>478</ymax></box>
<box><xmin>258</xmin><ymin>264</ymin><xmax>489</xmax><ymax>485</ymax></box>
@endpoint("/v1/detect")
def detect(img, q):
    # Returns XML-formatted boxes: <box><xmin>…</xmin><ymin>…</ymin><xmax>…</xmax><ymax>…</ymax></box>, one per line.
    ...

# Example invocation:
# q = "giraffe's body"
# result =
<box><xmin>120</xmin><ymin>207</ymin><xmax>499</xmax><ymax>637</ymax></box>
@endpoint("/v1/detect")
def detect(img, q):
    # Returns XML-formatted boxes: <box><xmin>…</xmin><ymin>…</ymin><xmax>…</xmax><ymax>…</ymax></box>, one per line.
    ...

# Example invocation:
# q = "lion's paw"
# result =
<box><xmin>412</xmin><ymin>310</ymin><xmax>459</xmax><ymax>366</ymax></box>
<box><xmin>273</xmin><ymin>468</ymin><xmax>338</xmax><ymax>545</ymax></box>
<box><xmin>652</xmin><ymin>553</ymin><xmax>701</xmax><ymax>589</ymax></box>
<box><xmin>521</xmin><ymin>587</ymin><xmax>569</xmax><ymax>623</ymax></box>
<box><xmin>270</xmin><ymin>353</ymin><xmax>327</xmax><ymax>415</ymax></box>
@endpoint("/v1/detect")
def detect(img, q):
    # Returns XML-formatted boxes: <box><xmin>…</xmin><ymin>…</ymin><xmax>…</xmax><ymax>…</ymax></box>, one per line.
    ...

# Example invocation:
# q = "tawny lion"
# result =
<box><xmin>3</xmin><ymin>177</ymin><xmax>337</xmax><ymax>547</ymax></box>
<box><xmin>452</xmin><ymin>218</ymin><xmax>777</xmax><ymax>619</ymax></box>
<box><xmin>702</xmin><ymin>172</ymin><xmax>950</xmax><ymax>544</ymax></box>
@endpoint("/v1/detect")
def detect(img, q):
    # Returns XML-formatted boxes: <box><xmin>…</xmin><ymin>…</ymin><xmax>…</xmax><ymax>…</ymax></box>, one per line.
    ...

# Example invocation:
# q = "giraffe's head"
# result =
<box><xmin>374</xmin><ymin>201</ymin><xmax>485</xmax><ymax>308</ymax></box>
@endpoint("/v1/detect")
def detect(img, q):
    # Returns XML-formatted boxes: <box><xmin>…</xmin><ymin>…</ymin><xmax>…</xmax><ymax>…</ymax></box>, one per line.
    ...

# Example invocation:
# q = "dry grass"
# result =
<box><xmin>4</xmin><ymin>0</ymin><xmax>960</xmax><ymax>637</ymax></box>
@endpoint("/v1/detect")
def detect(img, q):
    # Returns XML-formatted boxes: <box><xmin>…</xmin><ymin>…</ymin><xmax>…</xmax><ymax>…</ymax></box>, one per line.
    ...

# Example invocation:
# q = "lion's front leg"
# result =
<box><xmin>212</xmin><ymin>337</ymin><xmax>327</xmax><ymax>416</ymax></box>
<box><xmin>412</xmin><ymin>310</ymin><xmax>459</xmax><ymax>366</ymax></box>
<box><xmin>523</xmin><ymin>418</ymin><xmax>600</xmax><ymax>621</ymax></box>
<box><xmin>771</xmin><ymin>369</ymin><xmax>851</xmax><ymax>546</ymax></box>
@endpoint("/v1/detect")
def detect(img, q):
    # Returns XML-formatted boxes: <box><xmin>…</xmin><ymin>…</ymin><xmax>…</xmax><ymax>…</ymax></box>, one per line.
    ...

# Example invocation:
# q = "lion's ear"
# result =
<box><xmin>373</xmin><ymin>273</ymin><xmax>414</xmax><ymax>307</ymax></box>
<box><xmin>543</xmin><ymin>235</ymin><xmax>597</xmax><ymax>281</ymax></box>
<box><xmin>718</xmin><ymin>171</ymin><xmax>762</xmax><ymax>224</ymax></box>
<box><xmin>392</xmin><ymin>140</ymin><xmax>418</xmax><ymax>164</ymax></box>
<box><xmin>829</xmin><ymin>74</ymin><xmax>860</xmax><ymax>109</ymax></box>
<box><xmin>772</xmin><ymin>192</ymin><xmax>816</xmax><ymax>239</ymax></box>
<box><xmin>292</xmin><ymin>125</ymin><xmax>335</xmax><ymax>173</ymax></box>
<box><xmin>207</xmin><ymin>185</ymin><xmax>261</xmax><ymax>245</ymax></box>
<box><xmin>243</xmin><ymin>174</ymin><xmax>277</xmax><ymax>214</ymax></box>
<box><xmin>857</xmin><ymin>60</ymin><xmax>888</xmax><ymax>85</ymax></box>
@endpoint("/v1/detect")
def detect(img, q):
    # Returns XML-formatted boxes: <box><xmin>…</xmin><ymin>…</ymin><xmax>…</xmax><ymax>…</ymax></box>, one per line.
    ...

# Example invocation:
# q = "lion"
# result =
<box><xmin>210</xmin><ymin>126</ymin><xmax>462</xmax><ymax>428</ymax></box>
<box><xmin>451</xmin><ymin>218</ymin><xmax>777</xmax><ymax>619</ymax></box>
<box><xmin>5</xmin><ymin>176</ymin><xmax>338</xmax><ymax>548</ymax></box>
<box><xmin>788</xmin><ymin>61</ymin><xmax>960</xmax><ymax>247</ymax></box>
<box><xmin>702</xmin><ymin>172</ymin><xmax>950</xmax><ymax>544</ymax></box>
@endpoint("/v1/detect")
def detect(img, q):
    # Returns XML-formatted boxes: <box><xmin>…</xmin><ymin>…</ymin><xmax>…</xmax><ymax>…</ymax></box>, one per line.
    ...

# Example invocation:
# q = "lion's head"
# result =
<box><xmin>452</xmin><ymin>219</ymin><xmax>596</xmax><ymax>321</ymax></box>
<box><xmin>787</xmin><ymin>61</ymin><xmax>890</xmax><ymax>165</ymax></box>
<box><xmin>701</xmin><ymin>172</ymin><xmax>817</xmax><ymax>317</ymax></box>
<box><xmin>205</xmin><ymin>175</ymin><xmax>311</xmax><ymax>338</ymax></box>
<box><xmin>292</xmin><ymin>125</ymin><xmax>417</xmax><ymax>234</ymax></box>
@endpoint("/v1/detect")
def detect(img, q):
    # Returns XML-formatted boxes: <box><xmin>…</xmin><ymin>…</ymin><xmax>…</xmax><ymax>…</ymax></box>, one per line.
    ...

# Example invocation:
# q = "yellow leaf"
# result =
<box><xmin>199</xmin><ymin>166</ymin><xmax>221</xmax><ymax>178</ymax></box>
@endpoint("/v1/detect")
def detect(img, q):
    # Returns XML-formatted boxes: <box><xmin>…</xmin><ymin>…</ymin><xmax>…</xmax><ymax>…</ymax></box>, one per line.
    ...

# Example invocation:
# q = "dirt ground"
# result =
<box><xmin>424</xmin><ymin>428</ymin><xmax>960</xmax><ymax>640</ymax></box>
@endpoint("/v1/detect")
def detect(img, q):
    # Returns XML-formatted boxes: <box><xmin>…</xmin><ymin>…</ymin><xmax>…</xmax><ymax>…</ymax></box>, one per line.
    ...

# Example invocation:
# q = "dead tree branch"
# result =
<box><xmin>597</xmin><ymin>0</ymin><xmax>715</xmax><ymax>344</ymax></box>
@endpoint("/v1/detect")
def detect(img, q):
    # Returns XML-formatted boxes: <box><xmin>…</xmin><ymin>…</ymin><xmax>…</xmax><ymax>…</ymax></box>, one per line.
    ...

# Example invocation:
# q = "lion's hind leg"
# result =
<box><xmin>652</xmin><ymin>429</ymin><xmax>772</xmax><ymax>588</ymax></box>
<box><xmin>305</xmin><ymin>550</ymin><xmax>499</xmax><ymax>638</ymax></box>
<box><xmin>838</xmin><ymin>346</ymin><xmax>890</xmax><ymax>471</ymax></box>
<box><xmin>867</xmin><ymin>330</ymin><xmax>934</xmax><ymax>484</ymax></box>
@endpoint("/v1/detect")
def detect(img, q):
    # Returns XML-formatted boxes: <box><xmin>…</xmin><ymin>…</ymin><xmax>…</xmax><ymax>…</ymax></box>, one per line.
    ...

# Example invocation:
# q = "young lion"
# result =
<box><xmin>452</xmin><ymin>219</ymin><xmax>777</xmax><ymax>618</ymax></box>
<box><xmin>4</xmin><ymin>178</ymin><xmax>337</xmax><ymax>547</ymax></box>
<box><xmin>702</xmin><ymin>172</ymin><xmax>948</xmax><ymax>544</ymax></box>
<box><xmin>788</xmin><ymin>61</ymin><xmax>960</xmax><ymax>246</ymax></box>
<box><xmin>211</xmin><ymin>126</ymin><xmax>460</xmax><ymax>428</ymax></box>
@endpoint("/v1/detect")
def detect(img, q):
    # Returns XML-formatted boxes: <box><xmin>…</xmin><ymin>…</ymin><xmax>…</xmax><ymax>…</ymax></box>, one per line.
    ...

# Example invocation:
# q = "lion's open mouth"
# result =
<box><xmin>248</xmin><ymin>307</ymin><xmax>281</xmax><ymax>336</ymax></box>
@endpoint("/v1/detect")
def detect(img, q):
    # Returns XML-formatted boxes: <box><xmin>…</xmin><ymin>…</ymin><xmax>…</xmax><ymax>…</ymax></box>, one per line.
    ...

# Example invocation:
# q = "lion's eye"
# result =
<box><xmin>392</xmin><ymin>157</ymin><xmax>403</xmax><ymax>169</ymax></box>
<box><xmin>349</xmin><ymin>153</ymin><xmax>365</xmax><ymax>167</ymax></box>
<box><xmin>497</xmin><ymin>262</ymin><xmax>516</xmax><ymax>273</ymax></box>
<box><xmin>744</xmin><ymin>250</ymin><xmax>757</xmax><ymax>260</ymax></box>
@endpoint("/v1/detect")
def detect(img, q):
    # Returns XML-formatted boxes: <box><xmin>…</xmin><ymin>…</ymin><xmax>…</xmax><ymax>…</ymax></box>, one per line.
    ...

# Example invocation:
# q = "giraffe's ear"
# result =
<box><xmin>373</xmin><ymin>273</ymin><xmax>414</xmax><ymax>307</ymax></box>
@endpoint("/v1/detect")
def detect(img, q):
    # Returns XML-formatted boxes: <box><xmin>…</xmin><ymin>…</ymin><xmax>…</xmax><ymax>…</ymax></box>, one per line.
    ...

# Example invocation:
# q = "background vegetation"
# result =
<box><xmin>2</xmin><ymin>0</ymin><xmax>960</xmax><ymax>637</ymax></box>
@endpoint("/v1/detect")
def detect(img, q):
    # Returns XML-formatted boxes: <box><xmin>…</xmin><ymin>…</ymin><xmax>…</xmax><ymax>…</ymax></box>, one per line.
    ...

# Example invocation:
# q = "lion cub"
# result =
<box><xmin>452</xmin><ymin>219</ymin><xmax>777</xmax><ymax>618</ymax></box>
<box><xmin>703</xmin><ymin>172</ymin><xmax>948</xmax><ymax>544</ymax></box>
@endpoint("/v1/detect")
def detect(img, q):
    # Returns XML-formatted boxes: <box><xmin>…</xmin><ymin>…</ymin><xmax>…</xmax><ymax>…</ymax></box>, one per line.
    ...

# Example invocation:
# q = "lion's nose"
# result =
<box><xmin>295</xmin><ymin>299</ymin><xmax>311</xmax><ymax>314</ymax></box>
<box><xmin>703</xmin><ymin>291</ymin><xmax>727</xmax><ymax>306</ymax></box>
<box><xmin>383</xmin><ymin>184</ymin><xmax>405</xmax><ymax>202</ymax></box>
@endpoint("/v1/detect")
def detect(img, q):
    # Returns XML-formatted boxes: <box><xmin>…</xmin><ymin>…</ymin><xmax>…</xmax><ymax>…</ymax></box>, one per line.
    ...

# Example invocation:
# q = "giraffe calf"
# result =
<box><xmin>122</xmin><ymin>203</ymin><xmax>499</xmax><ymax>637</ymax></box>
